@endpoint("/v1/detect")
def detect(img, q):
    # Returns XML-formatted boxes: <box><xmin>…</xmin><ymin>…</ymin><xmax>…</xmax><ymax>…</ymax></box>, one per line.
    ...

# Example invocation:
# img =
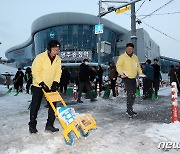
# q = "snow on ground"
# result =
<box><xmin>158</xmin><ymin>87</ymin><xmax>171</xmax><ymax>96</ymax></box>
<box><xmin>0</xmin><ymin>84</ymin><xmax>180</xmax><ymax>154</ymax></box>
<box><xmin>145</xmin><ymin>122</ymin><xmax>180</xmax><ymax>142</ymax></box>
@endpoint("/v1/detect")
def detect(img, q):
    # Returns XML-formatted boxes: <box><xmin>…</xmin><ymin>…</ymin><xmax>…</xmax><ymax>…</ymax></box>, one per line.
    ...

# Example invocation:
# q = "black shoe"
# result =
<box><xmin>77</xmin><ymin>100</ymin><xmax>83</xmax><ymax>103</ymax></box>
<box><xmin>90</xmin><ymin>99</ymin><xmax>97</xmax><ymax>102</ymax></box>
<box><xmin>126</xmin><ymin>110</ymin><xmax>133</xmax><ymax>118</ymax></box>
<box><xmin>132</xmin><ymin>111</ymin><xmax>138</xmax><ymax>117</ymax></box>
<box><xmin>45</xmin><ymin>125</ymin><xmax>59</xmax><ymax>132</ymax></box>
<box><xmin>29</xmin><ymin>126</ymin><xmax>38</xmax><ymax>134</ymax></box>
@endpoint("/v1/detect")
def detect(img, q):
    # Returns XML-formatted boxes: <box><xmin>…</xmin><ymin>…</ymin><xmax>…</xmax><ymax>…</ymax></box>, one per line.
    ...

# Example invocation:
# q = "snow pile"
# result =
<box><xmin>145</xmin><ymin>121</ymin><xmax>180</xmax><ymax>142</ymax></box>
<box><xmin>0</xmin><ymin>64</ymin><xmax>17</xmax><ymax>75</ymax></box>
<box><xmin>158</xmin><ymin>87</ymin><xmax>171</xmax><ymax>96</ymax></box>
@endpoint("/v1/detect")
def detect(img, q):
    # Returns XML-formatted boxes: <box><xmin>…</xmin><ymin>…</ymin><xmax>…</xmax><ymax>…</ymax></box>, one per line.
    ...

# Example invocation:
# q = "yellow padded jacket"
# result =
<box><xmin>116</xmin><ymin>52</ymin><xmax>142</xmax><ymax>79</ymax></box>
<box><xmin>32</xmin><ymin>51</ymin><xmax>62</xmax><ymax>88</ymax></box>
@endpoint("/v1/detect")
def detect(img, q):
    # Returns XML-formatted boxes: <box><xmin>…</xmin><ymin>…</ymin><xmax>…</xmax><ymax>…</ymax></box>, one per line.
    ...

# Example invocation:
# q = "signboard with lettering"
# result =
<box><xmin>59</xmin><ymin>51</ymin><xmax>92</xmax><ymax>61</ymax></box>
<box><xmin>115</xmin><ymin>6</ymin><xmax>131</xmax><ymax>15</ymax></box>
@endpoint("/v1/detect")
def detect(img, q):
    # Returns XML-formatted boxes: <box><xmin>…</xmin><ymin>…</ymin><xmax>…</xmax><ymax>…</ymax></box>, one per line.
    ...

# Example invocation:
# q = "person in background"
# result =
<box><xmin>59</xmin><ymin>66</ymin><xmax>70</xmax><ymax>94</ymax></box>
<box><xmin>151</xmin><ymin>59</ymin><xmax>161</xmax><ymax>98</ymax></box>
<box><xmin>109</xmin><ymin>61</ymin><xmax>117</xmax><ymax>98</ymax></box>
<box><xmin>174</xmin><ymin>65</ymin><xmax>180</xmax><ymax>94</ymax></box>
<box><xmin>28</xmin><ymin>40</ymin><xmax>62</xmax><ymax>134</ymax></box>
<box><xmin>177</xmin><ymin>65</ymin><xmax>180</xmax><ymax>95</ymax></box>
<box><xmin>5</xmin><ymin>73</ymin><xmax>11</xmax><ymax>89</ymax></box>
<box><xmin>24</xmin><ymin>67</ymin><xmax>32</xmax><ymax>94</ymax></box>
<box><xmin>168</xmin><ymin>65</ymin><xmax>177</xmax><ymax>84</ymax></box>
<box><xmin>77</xmin><ymin>59</ymin><xmax>97</xmax><ymax>103</ymax></box>
<box><xmin>142</xmin><ymin>59</ymin><xmax>154</xmax><ymax>99</ymax></box>
<box><xmin>116</xmin><ymin>43</ymin><xmax>143</xmax><ymax>118</ymax></box>
<box><xmin>13</xmin><ymin>68</ymin><xmax>24</xmax><ymax>92</ymax></box>
<box><xmin>89</xmin><ymin>66</ymin><xmax>97</xmax><ymax>83</ymax></box>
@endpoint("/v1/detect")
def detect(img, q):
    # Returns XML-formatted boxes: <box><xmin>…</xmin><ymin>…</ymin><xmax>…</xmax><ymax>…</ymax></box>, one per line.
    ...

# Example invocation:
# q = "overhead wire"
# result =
<box><xmin>137</xmin><ymin>11</ymin><xmax>180</xmax><ymax>16</ymax></box>
<box><xmin>140</xmin><ymin>20</ymin><xmax>180</xmax><ymax>44</ymax></box>
<box><xmin>136</xmin><ymin>0</ymin><xmax>146</xmax><ymax>13</ymax></box>
<box><xmin>140</xmin><ymin>0</ymin><xmax>175</xmax><ymax>20</ymax></box>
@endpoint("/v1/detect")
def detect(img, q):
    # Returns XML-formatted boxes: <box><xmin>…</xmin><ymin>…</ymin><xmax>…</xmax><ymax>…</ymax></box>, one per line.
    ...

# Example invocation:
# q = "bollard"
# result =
<box><xmin>73</xmin><ymin>84</ymin><xmax>77</xmax><ymax>101</ymax></box>
<box><xmin>171</xmin><ymin>82</ymin><xmax>179</xmax><ymax>123</ymax></box>
<box><xmin>115</xmin><ymin>82</ymin><xmax>119</xmax><ymax>96</ymax></box>
<box><xmin>97</xmin><ymin>82</ymin><xmax>100</xmax><ymax>96</ymax></box>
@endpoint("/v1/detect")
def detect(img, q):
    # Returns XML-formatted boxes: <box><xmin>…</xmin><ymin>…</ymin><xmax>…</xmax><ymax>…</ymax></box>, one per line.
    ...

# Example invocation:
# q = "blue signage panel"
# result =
<box><xmin>95</xmin><ymin>24</ymin><xmax>103</xmax><ymax>34</ymax></box>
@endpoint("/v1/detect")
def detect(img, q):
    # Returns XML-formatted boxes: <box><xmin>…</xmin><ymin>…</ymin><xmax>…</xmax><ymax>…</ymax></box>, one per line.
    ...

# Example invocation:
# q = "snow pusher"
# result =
<box><xmin>42</xmin><ymin>89</ymin><xmax>97</xmax><ymax>145</ymax></box>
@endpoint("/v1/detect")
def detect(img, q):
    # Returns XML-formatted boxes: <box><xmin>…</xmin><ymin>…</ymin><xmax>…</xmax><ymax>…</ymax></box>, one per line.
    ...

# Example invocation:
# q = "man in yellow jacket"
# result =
<box><xmin>29</xmin><ymin>40</ymin><xmax>62</xmax><ymax>133</ymax></box>
<box><xmin>116</xmin><ymin>43</ymin><xmax>144</xmax><ymax>118</ymax></box>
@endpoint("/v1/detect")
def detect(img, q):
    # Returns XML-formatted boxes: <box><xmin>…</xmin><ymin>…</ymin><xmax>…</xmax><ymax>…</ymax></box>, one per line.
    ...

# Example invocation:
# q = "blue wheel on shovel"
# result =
<box><xmin>80</xmin><ymin>130</ymin><xmax>89</xmax><ymax>137</ymax></box>
<box><xmin>64</xmin><ymin>133</ymin><xmax>74</xmax><ymax>146</ymax></box>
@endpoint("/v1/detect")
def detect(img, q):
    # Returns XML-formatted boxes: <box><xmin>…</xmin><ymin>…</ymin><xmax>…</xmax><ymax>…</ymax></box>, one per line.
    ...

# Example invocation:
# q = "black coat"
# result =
<box><xmin>89</xmin><ymin>69</ymin><xmax>97</xmax><ymax>82</ymax></box>
<box><xmin>60</xmin><ymin>69</ymin><xmax>70</xmax><ymax>85</ymax></box>
<box><xmin>151</xmin><ymin>64</ymin><xmax>161</xmax><ymax>80</ymax></box>
<box><xmin>168</xmin><ymin>67</ymin><xmax>177</xmax><ymax>83</ymax></box>
<box><xmin>78</xmin><ymin>63</ymin><xmax>90</xmax><ymax>82</ymax></box>
<box><xmin>13</xmin><ymin>71</ymin><xmax>24</xmax><ymax>86</ymax></box>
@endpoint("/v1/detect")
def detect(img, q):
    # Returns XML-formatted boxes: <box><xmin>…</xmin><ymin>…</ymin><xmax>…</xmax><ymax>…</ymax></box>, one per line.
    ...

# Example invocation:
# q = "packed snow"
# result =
<box><xmin>146</xmin><ymin>122</ymin><xmax>180</xmax><ymax>143</ymax></box>
<box><xmin>0</xmin><ymin>84</ymin><xmax>180</xmax><ymax>154</ymax></box>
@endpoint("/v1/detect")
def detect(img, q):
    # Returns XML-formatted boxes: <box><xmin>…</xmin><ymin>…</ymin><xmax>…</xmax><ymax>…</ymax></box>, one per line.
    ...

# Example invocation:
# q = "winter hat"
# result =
<box><xmin>83</xmin><ymin>59</ymin><xmax>89</xmax><ymax>63</ymax></box>
<box><xmin>47</xmin><ymin>40</ymin><xmax>61</xmax><ymax>52</ymax></box>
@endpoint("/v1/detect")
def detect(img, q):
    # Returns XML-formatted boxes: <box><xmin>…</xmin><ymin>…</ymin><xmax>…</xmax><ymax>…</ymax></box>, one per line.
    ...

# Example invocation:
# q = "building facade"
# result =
<box><xmin>5</xmin><ymin>12</ymin><xmax>160</xmax><ymax>68</ymax></box>
<box><xmin>160</xmin><ymin>56</ymin><xmax>180</xmax><ymax>73</ymax></box>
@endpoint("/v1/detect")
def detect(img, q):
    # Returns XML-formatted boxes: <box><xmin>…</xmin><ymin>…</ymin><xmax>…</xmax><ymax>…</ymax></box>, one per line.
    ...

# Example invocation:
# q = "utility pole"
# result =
<box><xmin>98</xmin><ymin>0</ymin><xmax>102</xmax><ymax>65</ymax></box>
<box><xmin>131</xmin><ymin>1</ymin><xmax>137</xmax><ymax>55</ymax></box>
<box><xmin>99</xmin><ymin>0</ymin><xmax>143</xmax><ymax>56</ymax></box>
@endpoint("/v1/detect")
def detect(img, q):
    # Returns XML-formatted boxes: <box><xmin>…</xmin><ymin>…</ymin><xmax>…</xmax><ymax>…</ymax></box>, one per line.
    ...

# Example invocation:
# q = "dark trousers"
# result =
<box><xmin>153</xmin><ymin>79</ymin><xmax>160</xmax><ymax>97</ymax></box>
<box><xmin>111</xmin><ymin>79</ymin><xmax>116</xmax><ymax>97</ymax></box>
<box><xmin>15</xmin><ymin>83</ymin><xmax>23</xmax><ymax>92</ymax></box>
<box><xmin>78</xmin><ymin>81</ymin><xmax>93</xmax><ymax>101</ymax></box>
<box><xmin>143</xmin><ymin>79</ymin><xmax>153</xmax><ymax>98</ymax></box>
<box><xmin>123</xmin><ymin>78</ymin><xmax>136</xmax><ymax>111</ymax></box>
<box><xmin>29</xmin><ymin>86</ymin><xmax>56</xmax><ymax>128</ymax></box>
<box><xmin>60</xmin><ymin>83</ymin><xmax>68</xmax><ymax>93</ymax></box>
<box><xmin>26</xmin><ymin>82</ymin><xmax>31</xmax><ymax>94</ymax></box>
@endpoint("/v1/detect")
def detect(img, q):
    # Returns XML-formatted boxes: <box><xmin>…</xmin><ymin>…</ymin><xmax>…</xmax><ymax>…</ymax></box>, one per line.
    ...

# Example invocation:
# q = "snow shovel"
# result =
<box><xmin>103</xmin><ymin>88</ymin><xmax>110</xmax><ymax>99</ymax></box>
<box><xmin>14</xmin><ymin>85</ymin><xmax>24</xmax><ymax>96</ymax></box>
<box><xmin>7</xmin><ymin>87</ymin><xmax>13</xmax><ymax>94</ymax></box>
<box><xmin>66</xmin><ymin>87</ymin><xmax>73</xmax><ymax>95</ymax></box>
<box><xmin>91</xmin><ymin>90</ymin><xmax>97</xmax><ymax>98</ymax></box>
<box><xmin>152</xmin><ymin>90</ymin><xmax>156</xmax><ymax>100</ymax></box>
<box><xmin>136</xmin><ymin>87</ymin><xmax>140</xmax><ymax>96</ymax></box>
<box><xmin>42</xmin><ymin>89</ymin><xmax>97</xmax><ymax>146</ymax></box>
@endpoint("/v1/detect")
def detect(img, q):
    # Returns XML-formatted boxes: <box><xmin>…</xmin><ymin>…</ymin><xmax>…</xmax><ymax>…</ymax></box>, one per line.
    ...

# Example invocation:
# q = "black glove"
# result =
<box><xmin>39</xmin><ymin>82</ymin><xmax>50</xmax><ymax>92</ymax></box>
<box><xmin>51</xmin><ymin>81</ymin><xmax>59</xmax><ymax>92</ymax></box>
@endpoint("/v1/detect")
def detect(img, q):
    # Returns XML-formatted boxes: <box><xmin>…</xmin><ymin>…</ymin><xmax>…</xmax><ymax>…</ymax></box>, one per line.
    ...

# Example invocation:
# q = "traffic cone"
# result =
<box><xmin>73</xmin><ymin>84</ymin><xmax>77</xmax><ymax>101</ymax></box>
<box><xmin>171</xmin><ymin>82</ymin><xmax>178</xmax><ymax>123</ymax></box>
<box><xmin>97</xmin><ymin>82</ymin><xmax>100</xmax><ymax>97</ymax></box>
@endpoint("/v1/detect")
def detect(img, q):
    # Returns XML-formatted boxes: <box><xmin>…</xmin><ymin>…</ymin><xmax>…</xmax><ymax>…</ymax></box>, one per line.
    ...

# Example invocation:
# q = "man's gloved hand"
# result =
<box><xmin>39</xmin><ymin>82</ymin><xmax>50</xmax><ymax>92</ymax></box>
<box><xmin>51</xmin><ymin>81</ymin><xmax>59</xmax><ymax>92</ymax></box>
